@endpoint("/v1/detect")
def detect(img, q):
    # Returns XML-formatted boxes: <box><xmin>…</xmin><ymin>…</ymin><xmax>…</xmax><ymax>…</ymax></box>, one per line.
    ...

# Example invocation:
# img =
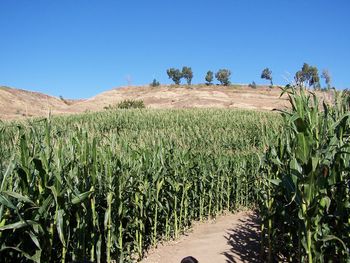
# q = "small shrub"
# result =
<box><xmin>59</xmin><ymin>95</ymin><xmax>71</xmax><ymax>105</ymax></box>
<box><xmin>117</xmin><ymin>99</ymin><xmax>145</xmax><ymax>109</ymax></box>
<box><xmin>249</xmin><ymin>81</ymin><xmax>257</xmax><ymax>89</ymax></box>
<box><xmin>150</xmin><ymin>79</ymin><xmax>160</xmax><ymax>87</ymax></box>
<box><xmin>104</xmin><ymin>100</ymin><xmax>145</xmax><ymax>110</ymax></box>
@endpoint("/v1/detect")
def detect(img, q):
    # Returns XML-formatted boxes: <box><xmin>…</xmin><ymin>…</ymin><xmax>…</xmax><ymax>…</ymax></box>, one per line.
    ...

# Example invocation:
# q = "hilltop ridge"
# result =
<box><xmin>0</xmin><ymin>84</ymin><xmax>330</xmax><ymax>120</ymax></box>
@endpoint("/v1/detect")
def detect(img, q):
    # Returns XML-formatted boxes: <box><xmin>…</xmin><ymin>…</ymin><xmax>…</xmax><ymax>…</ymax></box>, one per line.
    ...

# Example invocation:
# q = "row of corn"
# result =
<box><xmin>259</xmin><ymin>87</ymin><xmax>350</xmax><ymax>262</ymax></box>
<box><xmin>0</xmin><ymin>109</ymin><xmax>279</xmax><ymax>262</ymax></box>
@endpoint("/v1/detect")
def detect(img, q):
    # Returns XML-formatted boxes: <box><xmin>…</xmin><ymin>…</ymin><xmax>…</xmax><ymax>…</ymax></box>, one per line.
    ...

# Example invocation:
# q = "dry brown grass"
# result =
<box><xmin>0</xmin><ymin>84</ymin><xmax>332</xmax><ymax>120</ymax></box>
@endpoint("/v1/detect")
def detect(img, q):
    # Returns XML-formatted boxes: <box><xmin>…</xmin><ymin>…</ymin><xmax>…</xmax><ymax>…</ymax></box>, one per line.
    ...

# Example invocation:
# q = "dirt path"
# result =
<box><xmin>140</xmin><ymin>211</ymin><xmax>260</xmax><ymax>263</ymax></box>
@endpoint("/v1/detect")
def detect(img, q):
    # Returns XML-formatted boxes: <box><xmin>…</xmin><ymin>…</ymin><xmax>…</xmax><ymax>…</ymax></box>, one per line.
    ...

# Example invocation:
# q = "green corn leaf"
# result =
<box><xmin>290</xmin><ymin>157</ymin><xmax>302</xmax><ymax>176</ymax></box>
<box><xmin>96</xmin><ymin>235</ymin><xmax>102</xmax><ymax>263</ymax></box>
<box><xmin>267</xmin><ymin>178</ymin><xmax>282</xmax><ymax>186</ymax></box>
<box><xmin>0</xmin><ymin>246</ymin><xmax>41</xmax><ymax>263</ymax></box>
<box><xmin>0</xmin><ymin>161</ymin><xmax>15</xmax><ymax>192</ymax></box>
<box><xmin>0</xmin><ymin>194</ymin><xmax>16</xmax><ymax>210</ymax></box>
<box><xmin>322</xmin><ymin>235</ymin><xmax>348</xmax><ymax>253</ymax></box>
<box><xmin>332</xmin><ymin>113</ymin><xmax>350</xmax><ymax>131</ymax></box>
<box><xmin>0</xmin><ymin>220</ymin><xmax>37</xmax><ymax>231</ymax></box>
<box><xmin>2</xmin><ymin>191</ymin><xmax>36</xmax><ymax>206</ymax></box>
<box><xmin>37</xmin><ymin>195</ymin><xmax>54</xmax><ymax>218</ymax></box>
<box><xmin>29</xmin><ymin>231</ymin><xmax>41</xmax><ymax>249</ymax></box>
<box><xmin>311</xmin><ymin>156</ymin><xmax>319</xmax><ymax>173</ymax></box>
<box><xmin>104</xmin><ymin>210</ymin><xmax>109</xmax><ymax>229</ymax></box>
<box><xmin>296</xmin><ymin>133</ymin><xmax>310</xmax><ymax>164</ymax></box>
<box><xmin>56</xmin><ymin>209</ymin><xmax>66</xmax><ymax>247</ymax></box>
<box><xmin>71</xmin><ymin>190</ymin><xmax>94</xmax><ymax>205</ymax></box>
<box><xmin>319</xmin><ymin>196</ymin><xmax>331</xmax><ymax>212</ymax></box>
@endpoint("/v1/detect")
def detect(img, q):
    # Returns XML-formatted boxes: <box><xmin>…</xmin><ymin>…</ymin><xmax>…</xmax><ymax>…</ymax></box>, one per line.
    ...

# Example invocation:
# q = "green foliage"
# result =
<box><xmin>321</xmin><ymin>69</ymin><xmax>331</xmax><ymax>90</ymax></box>
<box><xmin>295</xmin><ymin>63</ymin><xmax>320</xmax><ymax>89</ymax></box>
<box><xmin>259</xmin><ymin>86</ymin><xmax>350</xmax><ymax>262</ymax></box>
<box><xmin>182</xmin><ymin>66</ymin><xmax>193</xmax><ymax>85</ymax></box>
<box><xmin>117</xmin><ymin>99</ymin><xmax>145</xmax><ymax>109</ymax></box>
<box><xmin>150</xmin><ymin>79</ymin><xmax>160</xmax><ymax>87</ymax></box>
<box><xmin>309</xmin><ymin>67</ymin><xmax>320</xmax><ymax>89</ymax></box>
<box><xmin>215</xmin><ymin>69</ymin><xmax>231</xmax><ymax>86</ymax></box>
<box><xmin>249</xmin><ymin>81</ymin><xmax>257</xmax><ymax>89</ymax></box>
<box><xmin>166</xmin><ymin>68</ymin><xmax>183</xmax><ymax>85</ymax></box>
<box><xmin>0</xmin><ymin>109</ymin><xmax>280</xmax><ymax>262</ymax></box>
<box><xmin>105</xmin><ymin>99</ymin><xmax>145</xmax><ymax>110</ymax></box>
<box><xmin>205</xmin><ymin>71</ymin><xmax>214</xmax><ymax>85</ymax></box>
<box><xmin>261</xmin><ymin>68</ymin><xmax>273</xmax><ymax>87</ymax></box>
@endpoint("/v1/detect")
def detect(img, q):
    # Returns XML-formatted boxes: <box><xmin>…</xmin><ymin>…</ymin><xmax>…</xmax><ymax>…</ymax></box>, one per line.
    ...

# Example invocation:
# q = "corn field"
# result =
<box><xmin>2</xmin><ymin>88</ymin><xmax>348</xmax><ymax>263</ymax></box>
<box><xmin>0</xmin><ymin>109</ymin><xmax>279</xmax><ymax>262</ymax></box>
<box><xmin>260</xmin><ymin>87</ymin><xmax>350</xmax><ymax>262</ymax></box>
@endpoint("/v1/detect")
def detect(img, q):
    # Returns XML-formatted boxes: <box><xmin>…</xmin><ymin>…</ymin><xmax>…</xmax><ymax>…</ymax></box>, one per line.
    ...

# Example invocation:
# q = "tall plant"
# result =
<box><xmin>260</xmin><ymin>85</ymin><xmax>350</xmax><ymax>262</ymax></box>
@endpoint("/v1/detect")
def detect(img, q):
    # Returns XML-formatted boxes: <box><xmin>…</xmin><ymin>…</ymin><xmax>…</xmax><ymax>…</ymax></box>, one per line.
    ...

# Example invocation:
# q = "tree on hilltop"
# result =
<box><xmin>261</xmin><ymin>68</ymin><xmax>273</xmax><ymax>87</ymax></box>
<box><xmin>150</xmin><ymin>79</ymin><xmax>160</xmax><ymax>87</ymax></box>
<box><xmin>215</xmin><ymin>69</ymin><xmax>231</xmax><ymax>86</ymax></box>
<box><xmin>182</xmin><ymin>66</ymin><xmax>193</xmax><ymax>85</ymax></box>
<box><xmin>294</xmin><ymin>63</ymin><xmax>320</xmax><ymax>89</ymax></box>
<box><xmin>321</xmin><ymin>69</ymin><xmax>331</xmax><ymax>90</ymax></box>
<box><xmin>309</xmin><ymin>66</ymin><xmax>320</xmax><ymax>89</ymax></box>
<box><xmin>167</xmin><ymin>68</ymin><xmax>183</xmax><ymax>85</ymax></box>
<box><xmin>205</xmin><ymin>71</ymin><xmax>214</xmax><ymax>85</ymax></box>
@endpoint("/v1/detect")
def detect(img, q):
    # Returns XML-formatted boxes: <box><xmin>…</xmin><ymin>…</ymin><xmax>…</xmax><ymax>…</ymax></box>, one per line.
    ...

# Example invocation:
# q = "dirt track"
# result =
<box><xmin>141</xmin><ymin>211</ymin><xmax>260</xmax><ymax>263</ymax></box>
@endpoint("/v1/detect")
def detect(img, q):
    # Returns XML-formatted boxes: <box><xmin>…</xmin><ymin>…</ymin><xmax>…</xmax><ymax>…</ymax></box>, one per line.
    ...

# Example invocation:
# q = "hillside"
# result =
<box><xmin>0</xmin><ymin>84</ymin><xmax>332</xmax><ymax>120</ymax></box>
<box><xmin>72</xmin><ymin>85</ymin><xmax>289</xmax><ymax>112</ymax></box>
<box><xmin>0</xmin><ymin>86</ymin><xmax>81</xmax><ymax>120</ymax></box>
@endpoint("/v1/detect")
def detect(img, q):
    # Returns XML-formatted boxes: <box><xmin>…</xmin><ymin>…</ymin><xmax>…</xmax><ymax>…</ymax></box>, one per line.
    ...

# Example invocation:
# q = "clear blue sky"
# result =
<box><xmin>1</xmin><ymin>0</ymin><xmax>349</xmax><ymax>98</ymax></box>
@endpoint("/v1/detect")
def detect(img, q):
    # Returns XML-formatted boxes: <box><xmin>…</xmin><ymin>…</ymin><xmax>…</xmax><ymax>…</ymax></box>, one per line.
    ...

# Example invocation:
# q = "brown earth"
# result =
<box><xmin>0</xmin><ymin>86</ymin><xmax>81</xmax><ymax>120</ymax></box>
<box><xmin>0</xmin><ymin>85</ymin><xmax>333</xmax><ymax>120</ymax></box>
<box><xmin>140</xmin><ymin>211</ymin><xmax>260</xmax><ymax>263</ymax></box>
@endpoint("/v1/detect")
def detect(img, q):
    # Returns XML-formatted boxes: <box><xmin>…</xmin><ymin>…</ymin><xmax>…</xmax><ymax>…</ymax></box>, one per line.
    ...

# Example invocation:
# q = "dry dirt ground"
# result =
<box><xmin>140</xmin><ymin>211</ymin><xmax>260</xmax><ymax>263</ymax></box>
<box><xmin>1</xmin><ymin>84</ymin><xmax>333</xmax><ymax>120</ymax></box>
<box><xmin>0</xmin><ymin>85</ymin><xmax>293</xmax><ymax>120</ymax></box>
<box><xmin>0</xmin><ymin>86</ymin><xmax>81</xmax><ymax>120</ymax></box>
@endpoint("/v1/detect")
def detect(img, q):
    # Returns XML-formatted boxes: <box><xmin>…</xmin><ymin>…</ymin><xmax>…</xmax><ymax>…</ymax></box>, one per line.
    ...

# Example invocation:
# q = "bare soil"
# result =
<box><xmin>0</xmin><ymin>84</ymin><xmax>333</xmax><ymax>121</ymax></box>
<box><xmin>0</xmin><ymin>86</ymin><xmax>81</xmax><ymax>120</ymax></box>
<box><xmin>0</xmin><ymin>85</ymin><xmax>292</xmax><ymax>120</ymax></box>
<box><xmin>140</xmin><ymin>211</ymin><xmax>261</xmax><ymax>263</ymax></box>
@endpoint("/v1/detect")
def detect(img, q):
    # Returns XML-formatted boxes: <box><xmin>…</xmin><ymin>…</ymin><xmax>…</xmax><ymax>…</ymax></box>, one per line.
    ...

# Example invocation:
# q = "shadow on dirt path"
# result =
<box><xmin>222</xmin><ymin>213</ymin><xmax>261</xmax><ymax>263</ymax></box>
<box><xmin>141</xmin><ymin>211</ymin><xmax>261</xmax><ymax>263</ymax></box>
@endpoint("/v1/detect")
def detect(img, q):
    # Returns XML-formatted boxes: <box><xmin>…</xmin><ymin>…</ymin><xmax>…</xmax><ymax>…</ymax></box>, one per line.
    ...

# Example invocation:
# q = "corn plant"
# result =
<box><xmin>0</xmin><ymin>109</ymin><xmax>280</xmax><ymax>262</ymax></box>
<box><xmin>260</xmin><ymin>86</ymin><xmax>350</xmax><ymax>262</ymax></box>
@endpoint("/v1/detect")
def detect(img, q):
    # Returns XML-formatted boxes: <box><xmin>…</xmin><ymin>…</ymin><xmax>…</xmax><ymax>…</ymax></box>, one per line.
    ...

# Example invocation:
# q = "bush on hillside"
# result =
<box><xmin>249</xmin><ymin>81</ymin><xmax>257</xmax><ymax>89</ymax></box>
<box><xmin>150</xmin><ymin>79</ymin><xmax>160</xmax><ymax>87</ymax></box>
<box><xmin>104</xmin><ymin>99</ymin><xmax>145</xmax><ymax>110</ymax></box>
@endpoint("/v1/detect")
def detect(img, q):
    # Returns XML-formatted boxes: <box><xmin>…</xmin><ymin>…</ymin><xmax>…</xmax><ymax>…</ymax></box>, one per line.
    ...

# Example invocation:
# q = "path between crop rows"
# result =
<box><xmin>140</xmin><ymin>211</ymin><xmax>260</xmax><ymax>263</ymax></box>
